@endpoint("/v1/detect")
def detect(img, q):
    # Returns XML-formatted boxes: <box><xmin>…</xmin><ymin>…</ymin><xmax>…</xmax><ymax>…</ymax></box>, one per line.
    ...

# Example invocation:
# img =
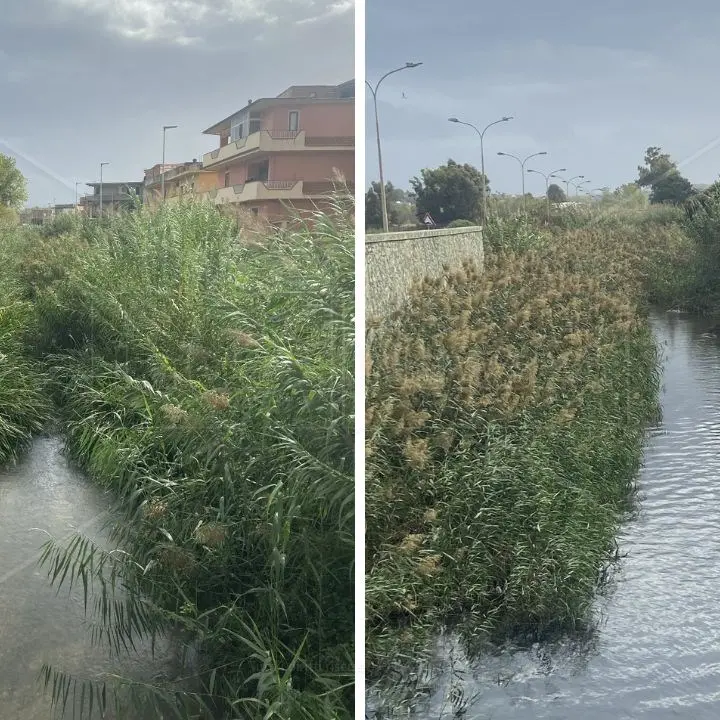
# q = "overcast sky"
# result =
<box><xmin>366</xmin><ymin>0</ymin><xmax>720</xmax><ymax>196</ymax></box>
<box><xmin>1</xmin><ymin>0</ymin><xmax>354</xmax><ymax>207</ymax></box>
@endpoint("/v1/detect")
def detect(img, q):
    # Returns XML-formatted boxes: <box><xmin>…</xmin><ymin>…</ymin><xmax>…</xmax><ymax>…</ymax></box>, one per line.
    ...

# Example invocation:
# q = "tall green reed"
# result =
<box><xmin>10</xmin><ymin>199</ymin><xmax>353</xmax><ymax>719</ymax></box>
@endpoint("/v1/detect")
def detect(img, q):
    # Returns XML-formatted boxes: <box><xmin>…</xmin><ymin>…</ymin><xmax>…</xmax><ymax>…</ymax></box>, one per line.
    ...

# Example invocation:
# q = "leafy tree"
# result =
<box><xmin>649</xmin><ymin>172</ymin><xmax>695</xmax><ymax>205</ymax></box>
<box><xmin>547</xmin><ymin>183</ymin><xmax>565</xmax><ymax>202</ymax></box>
<box><xmin>0</xmin><ymin>153</ymin><xmax>27</xmax><ymax>210</ymax></box>
<box><xmin>636</xmin><ymin>146</ymin><xmax>694</xmax><ymax>205</ymax></box>
<box><xmin>637</xmin><ymin>146</ymin><xmax>675</xmax><ymax>188</ymax></box>
<box><xmin>410</xmin><ymin>159</ymin><xmax>487</xmax><ymax>225</ymax></box>
<box><xmin>365</xmin><ymin>181</ymin><xmax>411</xmax><ymax>229</ymax></box>
<box><xmin>366</xmin><ymin>184</ymin><xmax>382</xmax><ymax>228</ymax></box>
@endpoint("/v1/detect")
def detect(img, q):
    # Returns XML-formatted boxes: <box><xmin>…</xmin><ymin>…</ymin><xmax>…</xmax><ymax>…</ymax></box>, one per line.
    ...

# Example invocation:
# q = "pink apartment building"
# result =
<box><xmin>201</xmin><ymin>79</ymin><xmax>354</xmax><ymax>225</ymax></box>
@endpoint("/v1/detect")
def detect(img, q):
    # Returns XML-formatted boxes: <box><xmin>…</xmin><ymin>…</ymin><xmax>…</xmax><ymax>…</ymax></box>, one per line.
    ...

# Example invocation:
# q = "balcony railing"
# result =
<box><xmin>302</xmin><ymin>181</ymin><xmax>355</xmax><ymax>196</ymax></box>
<box><xmin>304</xmin><ymin>136</ymin><xmax>354</xmax><ymax>147</ymax></box>
<box><xmin>264</xmin><ymin>180</ymin><xmax>298</xmax><ymax>190</ymax></box>
<box><xmin>266</xmin><ymin>130</ymin><xmax>300</xmax><ymax>140</ymax></box>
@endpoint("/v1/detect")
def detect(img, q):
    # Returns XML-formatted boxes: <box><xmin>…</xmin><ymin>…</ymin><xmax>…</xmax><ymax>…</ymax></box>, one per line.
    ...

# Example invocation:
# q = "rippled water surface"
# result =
<box><xmin>369</xmin><ymin>311</ymin><xmax>720</xmax><ymax>719</ymax></box>
<box><xmin>0</xmin><ymin>437</ymin><xmax>177</xmax><ymax>719</ymax></box>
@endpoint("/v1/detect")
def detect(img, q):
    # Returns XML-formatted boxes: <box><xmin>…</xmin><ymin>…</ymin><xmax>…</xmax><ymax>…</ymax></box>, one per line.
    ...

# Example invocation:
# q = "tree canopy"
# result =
<box><xmin>0</xmin><ymin>153</ymin><xmax>27</xmax><ymax>211</ymax></box>
<box><xmin>410</xmin><ymin>159</ymin><xmax>488</xmax><ymax>225</ymax></box>
<box><xmin>547</xmin><ymin>183</ymin><xmax>565</xmax><ymax>202</ymax></box>
<box><xmin>365</xmin><ymin>182</ymin><xmax>414</xmax><ymax>229</ymax></box>
<box><xmin>636</xmin><ymin>146</ymin><xmax>694</xmax><ymax>205</ymax></box>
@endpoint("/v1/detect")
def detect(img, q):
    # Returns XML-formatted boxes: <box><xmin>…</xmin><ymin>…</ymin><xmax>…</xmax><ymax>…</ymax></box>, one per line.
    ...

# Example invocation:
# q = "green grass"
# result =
<box><xmin>1</xmin><ymin>199</ymin><xmax>354</xmax><ymax>719</ymax></box>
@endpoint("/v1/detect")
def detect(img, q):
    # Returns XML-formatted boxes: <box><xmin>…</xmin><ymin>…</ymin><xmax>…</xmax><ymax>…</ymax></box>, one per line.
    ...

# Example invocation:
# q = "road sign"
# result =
<box><xmin>423</xmin><ymin>213</ymin><xmax>436</xmax><ymax>227</ymax></box>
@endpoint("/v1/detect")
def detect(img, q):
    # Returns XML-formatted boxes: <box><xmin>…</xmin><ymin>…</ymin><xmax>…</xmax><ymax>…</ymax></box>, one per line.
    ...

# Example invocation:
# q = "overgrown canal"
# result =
<box><xmin>369</xmin><ymin>309</ymin><xmax>720</xmax><ymax>719</ymax></box>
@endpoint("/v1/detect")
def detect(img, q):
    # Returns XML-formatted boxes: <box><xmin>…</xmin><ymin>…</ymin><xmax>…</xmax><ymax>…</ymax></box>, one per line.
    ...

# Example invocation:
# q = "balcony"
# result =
<box><xmin>201</xmin><ymin>179</ymin><xmax>355</xmax><ymax>205</ymax></box>
<box><xmin>207</xmin><ymin>180</ymin><xmax>302</xmax><ymax>204</ymax></box>
<box><xmin>202</xmin><ymin>130</ymin><xmax>355</xmax><ymax>168</ymax></box>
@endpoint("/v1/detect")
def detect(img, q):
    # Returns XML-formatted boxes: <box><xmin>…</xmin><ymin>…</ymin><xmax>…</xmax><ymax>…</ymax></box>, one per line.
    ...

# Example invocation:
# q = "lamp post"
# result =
<box><xmin>527</xmin><ymin>167</ymin><xmax>566</xmax><ymax>223</ymax></box>
<box><xmin>75</xmin><ymin>181</ymin><xmax>81</xmax><ymax>208</ymax></box>
<box><xmin>573</xmin><ymin>179</ymin><xmax>591</xmax><ymax>197</ymax></box>
<box><xmin>497</xmin><ymin>151</ymin><xmax>548</xmax><ymax>216</ymax></box>
<box><xmin>559</xmin><ymin>174</ymin><xmax>584</xmax><ymax>199</ymax></box>
<box><xmin>161</xmin><ymin>124</ymin><xmax>178</xmax><ymax>202</ymax></box>
<box><xmin>448</xmin><ymin>115</ymin><xmax>513</xmax><ymax>222</ymax></box>
<box><xmin>366</xmin><ymin>62</ymin><xmax>423</xmax><ymax>232</ymax></box>
<box><xmin>99</xmin><ymin>162</ymin><xmax>109</xmax><ymax>219</ymax></box>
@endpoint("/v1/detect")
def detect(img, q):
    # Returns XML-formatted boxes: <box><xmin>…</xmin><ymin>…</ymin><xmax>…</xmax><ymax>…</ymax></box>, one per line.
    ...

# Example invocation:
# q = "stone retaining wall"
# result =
<box><xmin>365</xmin><ymin>226</ymin><xmax>484</xmax><ymax>321</ymax></box>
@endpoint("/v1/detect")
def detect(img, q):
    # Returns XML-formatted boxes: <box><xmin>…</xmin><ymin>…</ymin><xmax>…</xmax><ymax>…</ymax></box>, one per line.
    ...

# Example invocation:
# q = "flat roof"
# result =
<box><xmin>202</xmin><ymin>79</ymin><xmax>354</xmax><ymax>135</ymax></box>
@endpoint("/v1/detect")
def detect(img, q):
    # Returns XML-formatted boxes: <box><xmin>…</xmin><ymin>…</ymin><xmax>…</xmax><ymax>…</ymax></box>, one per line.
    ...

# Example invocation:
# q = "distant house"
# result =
<box><xmin>79</xmin><ymin>181</ymin><xmax>144</xmax><ymax>217</ymax></box>
<box><xmin>200</xmin><ymin>79</ymin><xmax>355</xmax><ymax>226</ymax></box>
<box><xmin>143</xmin><ymin>160</ymin><xmax>217</xmax><ymax>208</ymax></box>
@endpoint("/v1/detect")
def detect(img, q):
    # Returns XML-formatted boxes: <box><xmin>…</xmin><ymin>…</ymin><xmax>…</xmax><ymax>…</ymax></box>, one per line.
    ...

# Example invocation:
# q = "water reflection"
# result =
<box><xmin>0</xmin><ymin>437</ymin><xmax>176</xmax><ymax>719</ymax></box>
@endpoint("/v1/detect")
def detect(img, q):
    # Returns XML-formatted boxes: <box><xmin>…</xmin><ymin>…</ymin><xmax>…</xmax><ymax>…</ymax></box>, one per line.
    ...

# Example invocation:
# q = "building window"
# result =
<box><xmin>250</xmin><ymin>207</ymin><xmax>259</xmax><ymax>216</ymax></box>
<box><xmin>230</xmin><ymin>122</ymin><xmax>244</xmax><ymax>141</ymax></box>
<box><xmin>289</xmin><ymin>111</ymin><xmax>299</xmax><ymax>132</ymax></box>
<box><xmin>224</xmin><ymin>171</ymin><xmax>230</xmax><ymax>188</ymax></box>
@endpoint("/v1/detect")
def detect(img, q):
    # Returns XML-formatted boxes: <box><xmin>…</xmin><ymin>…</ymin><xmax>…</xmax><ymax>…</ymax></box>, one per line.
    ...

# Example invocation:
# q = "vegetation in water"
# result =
<box><xmin>365</xmin><ymin>206</ymin><xmax>700</xmax><ymax>691</ymax></box>
<box><xmin>0</xmin><ymin>196</ymin><xmax>354</xmax><ymax>720</ymax></box>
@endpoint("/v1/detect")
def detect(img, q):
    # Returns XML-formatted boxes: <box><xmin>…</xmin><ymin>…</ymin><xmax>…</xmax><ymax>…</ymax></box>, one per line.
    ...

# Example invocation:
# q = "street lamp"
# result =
<box><xmin>527</xmin><ymin>167</ymin><xmax>566</xmax><ymax>222</ymax></box>
<box><xmin>366</xmin><ymin>62</ymin><xmax>423</xmax><ymax>232</ymax></box>
<box><xmin>497</xmin><ymin>151</ymin><xmax>547</xmax><ymax>216</ymax></box>
<box><xmin>559</xmin><ymin>174</ymin><xmax>584</xmax><ymax>199</ymax></box>
<box><xmin>448</xmin><ymin>115</ymin><xmax>513</xmax><ymax>222</ymax></box>
<box><xmin>99</xmin><ymin>162</ymin><xmax>109</xmax><ymax>219</ymax></box>
<box><xmin>161</xmin><ymin>125</ymin><xmax>178</xmax><ymax>202</ymax></box>
<box><xmin>75</xmin><ymin>181</ymin><xmax>81</xmax><ymax>208</ymax></box>
<box><xmin>573</xmin><ymin>179</ymin><xmax>591</xmax><ymax>197</ymax></box>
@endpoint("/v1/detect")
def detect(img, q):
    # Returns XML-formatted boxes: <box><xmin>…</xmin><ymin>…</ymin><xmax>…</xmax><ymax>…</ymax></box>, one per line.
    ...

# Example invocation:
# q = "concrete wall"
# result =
<box><xmin>365</xmin><ymin>226</ymin><xmax>484</xmax><ymax>321</ymax></box>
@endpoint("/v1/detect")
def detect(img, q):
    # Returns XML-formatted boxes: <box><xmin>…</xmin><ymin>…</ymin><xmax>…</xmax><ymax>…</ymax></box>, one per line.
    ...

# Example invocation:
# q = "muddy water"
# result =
<box><xmin>368</xmin><ymin>311</ymin><xmax>720</xmax><ymax>719</ymax></box>
<box><xmin>0</xmin><ymin>436</ymin><xmax>180</xmax><ymax>719</ymax></box>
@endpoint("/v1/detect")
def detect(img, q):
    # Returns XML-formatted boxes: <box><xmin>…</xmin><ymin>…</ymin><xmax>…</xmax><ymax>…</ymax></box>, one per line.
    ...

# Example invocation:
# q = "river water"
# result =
<box><xmin>368</xmin><ymin>310</ymin><xmax>720</xmax><ymax>719</ymax></box>
<box><xmin>0</xmin><ymin>436</ymin><xmax>182</xmax><ymax>719</ymax></box>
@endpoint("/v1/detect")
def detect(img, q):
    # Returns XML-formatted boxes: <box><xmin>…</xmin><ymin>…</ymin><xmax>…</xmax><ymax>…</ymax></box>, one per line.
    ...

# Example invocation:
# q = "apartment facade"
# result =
<box><xmin>144</xmin><ymin>160</ymin><xmax>217</xmax><ymax>208</ymax></box>
<box><xmin>201</xmin><ymin>79</ymin><xmax>354</xmax><ymax>224</ymax></box>
<box><xmin>80</xmin><ymin>182</ymin><xmax>144</xmax><ymax>217</ymax></box>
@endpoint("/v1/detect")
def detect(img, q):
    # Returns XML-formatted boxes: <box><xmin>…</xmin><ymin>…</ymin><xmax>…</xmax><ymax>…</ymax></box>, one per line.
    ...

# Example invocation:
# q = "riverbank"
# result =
<box><xmin>0</xmin><ymin>201</ymin><xmax>354</xmax><ymax>719</ymax></box>
<box><xmin>366</xmin><ymin>208</ymin><xmax>696</xmax><ymax>678</ymax></box>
